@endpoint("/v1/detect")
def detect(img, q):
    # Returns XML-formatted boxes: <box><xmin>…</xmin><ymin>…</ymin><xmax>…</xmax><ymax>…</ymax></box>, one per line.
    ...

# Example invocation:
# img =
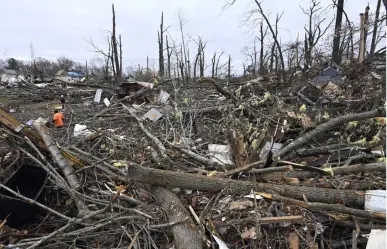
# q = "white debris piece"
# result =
<box><xmin>365</xmin><ymin>190</ymin><xmax>386</xmax><ymax>213</ymax></box>
<box><xmin>158</xmin><ymin>90</ymin><xmax>170</xmax><ymax>104</ymax></box>
<box><xmin>208</xmin><ymin>144</ymin><xmax>233</xmax><ymax>165</ymax></box>
<box><xmin>259</xmin><ymin>142</ymin><xmax>283</xmax><ymax>161</ymax></box>
<box><xmin>103</xmin><ymin>98</ymin><xmax>110</xmax><ymax>107</ymax></box>
<box><xmin>94</xmin><ymin>89</ymin><xmax>103</xmax><ymax>103</ymax></box>
<box><xmin>212</xmin><ymin>234</ymin><xmax>229</xmax><ymax>249</ymax></box>
<box><xmin>366</xmin><ymin>229</ymin><xmax>386</xmax><ymax>249</ymax></box>
<box><xmin>35</xmin><ymin>83</ymin><xmax>48</xmax><ymax>88</ymax></box>
<box><xmin>73</xmin><ymin>124</ymin><xmax>94</xmax><ymax>137</ymax></box>
<box><xmin>244</xmin><ymin>194</ymin><xmax>263</xmax><ymax>200</ymax></box>
<box><xmin>143</xmin><ymin>108</ymin><xmax>163</xmax><ymax>122</ymax></box>
<box><xmin>137</xmin><ymin>82</ymin><xmax>154</xmax><ymax>89</ymax></box>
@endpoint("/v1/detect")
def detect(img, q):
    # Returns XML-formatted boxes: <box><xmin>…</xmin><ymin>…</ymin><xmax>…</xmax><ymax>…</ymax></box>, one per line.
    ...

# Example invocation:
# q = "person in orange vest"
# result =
<box><xmin>52</xmin><ymin>109</ymin><xmax>65</xmax><ymax>128</ymax></box>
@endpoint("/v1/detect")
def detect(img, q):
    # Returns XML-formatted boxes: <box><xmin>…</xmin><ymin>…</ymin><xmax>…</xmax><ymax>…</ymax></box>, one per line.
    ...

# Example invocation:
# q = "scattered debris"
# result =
<box><xmin>143</xmin><ymin>108</ymin><xmax>163</xmax><ymax>121</ymax></box>
<box><xmin>94</xmin><ymin>89</ymin><xmax>103</xmax><ymax>103</ymax></box>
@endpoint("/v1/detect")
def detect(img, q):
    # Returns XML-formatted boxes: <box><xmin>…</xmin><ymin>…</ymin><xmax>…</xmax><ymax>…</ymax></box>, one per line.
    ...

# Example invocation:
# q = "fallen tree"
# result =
<box><xmin>127</xmin><ymin>163</ymin><xmax>366</xmax><ymax>207</ymax></box>
<box><xmin>150</xmin><ymin>186</ymin><xmax>203</xmax><ymax>249</ymax></box>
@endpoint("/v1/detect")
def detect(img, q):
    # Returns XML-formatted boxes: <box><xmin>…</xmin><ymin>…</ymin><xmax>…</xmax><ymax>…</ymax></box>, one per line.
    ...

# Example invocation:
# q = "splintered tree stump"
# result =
<box><xmin>150</xmin><ymin>186</ymin><xmax>203</xmax><ymax>249</ymax></box>
<box><xmin>127</xmin><ymin>164</ymin><xmax>366</xmax><ymax>208</ymax></box>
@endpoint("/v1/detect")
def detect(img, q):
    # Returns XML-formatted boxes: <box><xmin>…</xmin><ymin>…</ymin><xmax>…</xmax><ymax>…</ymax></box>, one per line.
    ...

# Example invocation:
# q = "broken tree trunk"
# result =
<box><xmin>32</xmin><ymin>120</ymin><xmax>81</xmax><ymax>189</ymax></box>
<box><xmin>273</xmin><ymin>107</ymin><xmax>386</xmax><ymax>160</ymax></box>
<box><xmin>127</xmin><ymin>164</ymin><xmax>366</xmax><ymax>208</ymax></box>
<box><xmin>150</xmin><ymin>186</ymin><xmax>202</xmax><ymax>249</ymax></box>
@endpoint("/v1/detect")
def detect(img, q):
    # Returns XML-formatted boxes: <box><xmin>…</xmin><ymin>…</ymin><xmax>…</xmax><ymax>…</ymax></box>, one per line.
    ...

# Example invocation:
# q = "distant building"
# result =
<box><xmin>0</xmin><ymin>69</ymin><xmax>25</xmax><ymax>84</ymax></box>
<box><xmin>54</xmin><ymin>69</ymin><xmax>84</xmax><ymax>83</ymax></box>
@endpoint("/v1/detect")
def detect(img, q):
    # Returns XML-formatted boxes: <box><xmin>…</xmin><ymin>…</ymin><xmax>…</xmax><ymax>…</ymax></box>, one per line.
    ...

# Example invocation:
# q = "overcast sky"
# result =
<box><xmin>1</xmin><ymin>0</ymin><xmax>382</xmax><ymax>74</ymax></box>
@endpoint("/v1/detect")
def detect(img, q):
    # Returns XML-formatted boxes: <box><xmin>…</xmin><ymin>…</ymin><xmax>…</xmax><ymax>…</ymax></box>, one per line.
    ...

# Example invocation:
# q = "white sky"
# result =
<box><xmin>1</xmin><ymin>0</ymin><xmax>383</xmax><ymax>74</ymax></box>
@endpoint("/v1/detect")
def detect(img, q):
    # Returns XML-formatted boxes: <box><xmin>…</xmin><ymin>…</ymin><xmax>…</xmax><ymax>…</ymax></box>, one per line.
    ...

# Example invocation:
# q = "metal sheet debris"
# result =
<box><xmin>143</xmin><ymin>108</ymin><xmax>163</xmax><ymax>122</ymax></box>
<box><xmin>94</xmin><ymin>89</ymin><xmax>103</xmax><ymax>103</ymax></box>
<box><xmin>208</xmin><ymin>144</ymin><xmax>233</xmax><ymax>165</ymax></box>
<box><xmin>365</xmin><ymin>190</ymin><xmax>386</xmax><ymax>213</ymax></box>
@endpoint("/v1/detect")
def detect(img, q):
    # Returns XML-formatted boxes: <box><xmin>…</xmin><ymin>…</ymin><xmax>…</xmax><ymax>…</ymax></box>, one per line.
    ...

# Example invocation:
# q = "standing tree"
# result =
<box><xmin>57</xmin><ymin>56</ymin><xmax>75</xmax><ymax>71</ymax></box>
<box><xmin>258</xmin><ymin>22</ymin><xmax>268</xmax><ymax>75</ymax></box>
<box><xmin>332</xmin><ymin>0</ymin><xmax>344</xmax><ymax>65</ymax></box>
<box><xmin>370</xmin><ymin>0</ymin><xmax>382</xmax><ymax>55</ymax></box>
<box><xmin>158</xmin><ymin>12</ymin><xmax>165</xmax><ymax>78</ymax></box>
<box><xmin>252</xmin><ymin>1</ymin><xmax>286</xmax><ymax>81</ymax></box>
<box><xmin>300</xmin><ymin>0</ymin><xmax>334</xmax><ymax>67</ymax></box>
<box><xmin>178</xmin><ymin>10</ymin><xmax>189</xmax><ymax>83</ymax></box>
<box><xmin>111</xmin><ymin>4</ymin><xmax>121</xmax><ymax>81</ymax></box>
<box><xmin>165</xmin><ymin>35</ymin><xmax>174</xmax><ymax>78</ymax></box>
<box><xmin>5</xmin><ymin>58</ymin><xmax>20</xmax><ymax>70</ymax></box>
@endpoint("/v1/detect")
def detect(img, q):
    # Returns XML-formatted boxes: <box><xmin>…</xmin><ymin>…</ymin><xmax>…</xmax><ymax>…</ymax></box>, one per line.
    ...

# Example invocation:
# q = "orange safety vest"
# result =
<box><xmin>53</xmin><ymin>112</ymin><xmax>64</xmax><ymax>127</ymax></box>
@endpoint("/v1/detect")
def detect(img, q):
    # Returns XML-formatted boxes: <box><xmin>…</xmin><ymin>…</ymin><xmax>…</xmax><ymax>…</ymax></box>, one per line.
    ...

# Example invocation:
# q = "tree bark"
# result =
<box><xmin>150</xmin><ymin>186</ymin><xmax>203</xmax><ymax>249</ymax></box>
<box><xmin>332</xmin><ymin>0</ymin><xmax>344</xmax><ymax>65</ymax></box>
<box><xmin>127</xmin><ymin>164</ymin><xmax>366</xmax><ymax>208</ymax></box>
<box><xmin>32</xmin><ymin>121</ymin><xmax>81</xmax><ymax>189</ymax></box>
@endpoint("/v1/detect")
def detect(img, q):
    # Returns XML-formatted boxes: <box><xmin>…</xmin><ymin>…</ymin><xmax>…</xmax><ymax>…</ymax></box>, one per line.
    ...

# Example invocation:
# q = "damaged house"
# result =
<box><xmin>115</xmin><ymin>81</ymin><xmax>155</xmax><ymax>101</ymax></box>
<box><xmin>0</xmin><ymin>69</ymin><xmax>25</xmax><ymax>84</ymax></box>
<box><xmin>299</xmin><ymin>67</ymin><xmax>346</xmax><ymax>104</ymax></box>
<box><xmin>54</xmin><ymin>70</ymin><xmax>84</xmax><ymax>83</ymax></box>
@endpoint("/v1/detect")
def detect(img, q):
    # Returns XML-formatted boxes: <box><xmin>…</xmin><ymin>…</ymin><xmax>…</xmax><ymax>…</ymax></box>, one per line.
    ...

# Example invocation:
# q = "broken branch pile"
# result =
<box><xmin>0</xmin><ymin>74</ymin><xmax>385</xmax><ymax>249</ymax></box>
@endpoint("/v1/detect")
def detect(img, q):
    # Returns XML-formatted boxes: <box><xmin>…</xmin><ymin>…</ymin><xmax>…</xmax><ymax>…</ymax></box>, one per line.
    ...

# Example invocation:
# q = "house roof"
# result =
<box><xmin>310</xmin><ymin>67</ymin><xmax>344</xmax><ymax>85</ymax></box>
<box><xmin>54</xmin><ymin>69</ymin><xmax>66</xmax><ymax>76</ymax></box>
<box><xmin>67</xmin><ymin>72</ymin><xmax>82</xmax><ymax>77</ymax></box>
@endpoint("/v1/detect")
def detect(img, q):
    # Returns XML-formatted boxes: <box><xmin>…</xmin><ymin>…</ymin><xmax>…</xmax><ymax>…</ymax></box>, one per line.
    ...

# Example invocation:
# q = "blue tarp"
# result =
<box><xmin>67</xmin><ymin>72</ymin><xmax>82</xmax><ymax>77</ymax></box>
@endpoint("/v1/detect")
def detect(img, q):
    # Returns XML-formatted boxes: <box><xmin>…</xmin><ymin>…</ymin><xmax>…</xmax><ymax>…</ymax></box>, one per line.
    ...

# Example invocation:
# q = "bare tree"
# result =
<box><xmin>227</xmin><ymin>55</ymin><xmax>231</xmax><ymax>83</ymax></box>
<box><xmin>370</xmin><ymin>0</ymin><xmax>382</xmax><ymax>55</ymax></box>
<box><xmin>192</xmin><ymin>36</ymin><xmax>206</xmax><ymax>81</ymax></box>
<box><xmin>29</xmin><ymin>42</ymin><xmax>35</xmax><ymax>84</ymax></box>
<box><xmin>267</xmin><ymin>13</ymin><xmax>281</xmax><ymax>73</ymax></box>
<box><xmin>258</xmin><ymin>22</ymin><xmax>268</xmax><ymax>75</ymax></box>
<box><xmin>252</xmin><ymin>1</ymin><xmax>286</xmax><ymax>81</ymax></box>
<box><xmin>86</xmin><ymin>36</ymin><xmax>113</xmax><ymax>80</ymax></box>
<box><xmin>165</xmin><ymin>35</ymin><xmax>173</xmax><ymax>78</ymax></box>
<box><xmin>211</xmin><ymin>52</ymin><xmax>216</xmax><ymax>78</ymax></box>
<box><xmin>332</xmin><ymin>0</ymin><xmax>344</xmax><ymax>65</ymax></box>
<box><xmin>301</xmin><ymin>0</ymin><xmax>334</xmax><ymax>67</ymax></box>
<box><xmin>215</xmin><ymin>52</ymin><xmax>224</xmax><ymax>77</ymax></box>
<box><xmin>363</xmin><ymin>5</ymin><xmax>371</xmax><ymax>54</ymax></box>
<box><xmin>158</xmin><ymin>12</ymin><xmax>165</xmax><ymax>78</ymax></box>
<box><xmin>178</xmin><ymin>10</ymin><xmax>189</xmax><ymax>83</ymax></box>
<box><xmin>111</xmin><ymin>4</ymin><xmax>121</xmax><ymax>81</ymax></box>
